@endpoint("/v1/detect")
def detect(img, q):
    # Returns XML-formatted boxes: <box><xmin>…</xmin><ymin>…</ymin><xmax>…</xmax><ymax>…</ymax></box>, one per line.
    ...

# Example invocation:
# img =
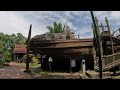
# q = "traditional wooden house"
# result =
<box><xmin>30</xmin><ymin>31</ymin><xmax>95</xmax><ymax>72</ymax></box>
<box><xmin>13</xmin><ymin>45</ymin><xmax>27</xmax><ymax>62</ymax></box>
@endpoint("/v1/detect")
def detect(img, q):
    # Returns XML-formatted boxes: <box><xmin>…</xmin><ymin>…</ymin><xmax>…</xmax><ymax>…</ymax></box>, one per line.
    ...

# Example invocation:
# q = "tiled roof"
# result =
<box><xmin>13</xmin><ymin>45</ymin><xmax>27</xmax><ymax>53</ymax></box>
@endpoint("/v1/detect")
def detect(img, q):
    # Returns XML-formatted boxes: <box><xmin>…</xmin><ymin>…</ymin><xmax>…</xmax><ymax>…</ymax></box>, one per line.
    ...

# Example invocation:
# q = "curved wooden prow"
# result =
<box><xmin>24</xmin><ymin>24</ymin><xmax>32</xmax><ymax>73</ymax></box>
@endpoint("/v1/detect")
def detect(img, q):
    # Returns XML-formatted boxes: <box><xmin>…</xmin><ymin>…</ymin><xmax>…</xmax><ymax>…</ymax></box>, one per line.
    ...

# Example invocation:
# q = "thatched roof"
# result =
<box><xmin>31</xmin><ymin>32</ymin><xmax>75</xmax><ymax>41</ymax></box>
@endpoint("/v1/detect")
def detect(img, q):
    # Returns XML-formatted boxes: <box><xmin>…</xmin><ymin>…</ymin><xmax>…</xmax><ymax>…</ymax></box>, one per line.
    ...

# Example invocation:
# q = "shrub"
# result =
<box><xmin>31</xmin><ymin>56</ymin><xmax>39</xmax><ymax>66</ymax></box>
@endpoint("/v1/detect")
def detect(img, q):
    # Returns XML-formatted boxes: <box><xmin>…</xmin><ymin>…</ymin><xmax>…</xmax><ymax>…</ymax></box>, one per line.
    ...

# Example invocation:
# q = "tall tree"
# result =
<box><xmin>0</xmin><ymin>32</ymin><xmax>27</xmax><ymax>62</ymax></box>
<box><xmin>16</xmin><ymin>33</ymin><xmax>27</xmax><ymax>44</ymax></box>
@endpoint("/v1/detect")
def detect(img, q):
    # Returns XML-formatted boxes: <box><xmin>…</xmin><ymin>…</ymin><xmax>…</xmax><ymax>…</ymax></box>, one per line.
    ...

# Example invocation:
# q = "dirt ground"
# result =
<box><xmin>0</xmin><ymin>62</ymin><xmax>82</xmax><ymax>79</ymax></box>
<box><xmin>32</xmin><ymin>70</ymin><xmax>81</xmax><ymax>79</ymax></box>
<box><xmin>0</xmin><ymin>62</ymin><xmax>33</xmax><ymax>79</ymax></box>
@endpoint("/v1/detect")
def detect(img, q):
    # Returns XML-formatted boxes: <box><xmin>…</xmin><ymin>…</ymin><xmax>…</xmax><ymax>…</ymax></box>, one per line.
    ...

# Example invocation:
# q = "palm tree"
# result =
<box><xmin>47</xmin><ymin>22</ymin><xmax>66</xmax><ymax>33</ymax></box>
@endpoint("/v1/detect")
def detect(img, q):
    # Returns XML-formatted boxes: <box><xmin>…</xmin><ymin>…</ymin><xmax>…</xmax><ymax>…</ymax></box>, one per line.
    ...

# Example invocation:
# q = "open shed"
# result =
<box><xmin>13</xmin><ymin>45</ymin><xmax>27</xmax><ymax>62</ymax></box>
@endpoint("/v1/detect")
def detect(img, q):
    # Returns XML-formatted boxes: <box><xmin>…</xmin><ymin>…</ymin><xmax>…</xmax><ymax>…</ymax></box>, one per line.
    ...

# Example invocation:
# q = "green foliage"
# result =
<box><xmin>0</xmin><ymin>32</ymin><xmax>27</xmax><ymax>62</ymax></box>
<box><xmin>0</xmin><ymin>55</ymin><xmax>4</xmax><ymax>66</ymax></box>
<box><xmin>31</xmin><ymin>56</ymin><xmax>39</xmax><ymax>66</ymax></box>
<box><xmin>16</xmin><ymin>33</ymin><xmax>26</xmax><ymax>44</ymax></box>
<box><xmin>47</xmin><ymin>22</ymin><xmax>70</xmax><ymax>33</ymax></box>
<box><xmin>23</xmin><ymin>54</ymin><xmax>26</xmax><ymax>62</ymax></box>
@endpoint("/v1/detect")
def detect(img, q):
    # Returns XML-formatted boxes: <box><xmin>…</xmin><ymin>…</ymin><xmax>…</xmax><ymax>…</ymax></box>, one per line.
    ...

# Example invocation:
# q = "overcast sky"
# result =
<box><xmin>0</xmin><ymin>11</ymin><xmax>120</xmax><ymax>38</ymax></box>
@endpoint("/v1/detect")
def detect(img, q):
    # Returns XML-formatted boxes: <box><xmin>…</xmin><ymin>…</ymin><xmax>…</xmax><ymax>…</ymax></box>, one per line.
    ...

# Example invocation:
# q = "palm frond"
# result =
<box><xmin>47</xmin><ymin>26</ymin><xmax>54</xmax><ymax>33</ymax></box>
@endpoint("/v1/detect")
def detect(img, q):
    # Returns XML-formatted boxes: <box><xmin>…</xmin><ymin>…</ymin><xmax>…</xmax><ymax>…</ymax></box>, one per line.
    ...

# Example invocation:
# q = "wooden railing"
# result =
<box><xmin>112</xmin><ymin>28</ymin><xmax>120</xmax><ymax>38</ymax></box>
<box><xmin>94</xmin><ymin>52</ymin><xmax>120</xmax><ymax>71</ymax></box>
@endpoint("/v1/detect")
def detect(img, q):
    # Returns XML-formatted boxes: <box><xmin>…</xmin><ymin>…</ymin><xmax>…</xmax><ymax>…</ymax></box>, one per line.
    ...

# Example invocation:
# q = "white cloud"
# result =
<box><xmin>0</xmin><ymin>11</ymin><xmax>31</xmax><ymax>38</ymax></box>
<box><xmin>0</xmin><ymin>11</ymin><xmax>120</xmax><ymax>39</ymax></box>
<box><xmin>94</xmin><ymin>11</ymin><xmax>120</xmax><ymax>33</ymax></box>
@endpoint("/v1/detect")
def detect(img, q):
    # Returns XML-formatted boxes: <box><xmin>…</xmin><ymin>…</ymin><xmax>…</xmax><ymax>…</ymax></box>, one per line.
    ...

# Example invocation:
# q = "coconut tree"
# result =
<box><xmin>47</xmin><ymin>22</ymin><xmax>66</xmax><ymax>33</ymax></box>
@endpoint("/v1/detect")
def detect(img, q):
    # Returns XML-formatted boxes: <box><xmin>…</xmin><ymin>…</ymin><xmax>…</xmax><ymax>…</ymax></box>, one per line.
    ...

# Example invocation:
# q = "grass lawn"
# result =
<box><xmin>18</xmin><ymin>62</ymin><xmax>41</xmax><ymax>68</ymax></box>
<box><xmin>114</xmin><ymin>76</ymin><xmax>120</xmax><ymax>79</ymax></box>
<box><xmin>31</xmin><ymin>68</ymin><xmax>50</xmax><ymax>75</ymax></box>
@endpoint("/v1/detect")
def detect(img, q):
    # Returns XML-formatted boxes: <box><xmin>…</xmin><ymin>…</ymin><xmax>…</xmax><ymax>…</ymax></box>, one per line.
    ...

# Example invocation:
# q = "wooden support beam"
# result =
<box><xmin>101</xmin><ymin>23</ymin><xmax>105</xmax><ymax>32</ymax></box>
<box><xmin>95</xmin><ymin>17</ymin><xmax>103</xmax><ymax>56</ymax></box>
<box><xmin>105</xmin><ymin>17</ymin><xmax>114</xmax><ymax>55</ymax></box>
<box><xmin>30</xmin><ymin>41</ymin><xmax>93</xmax><ymax>48</ymax></box>
<box><xmin>24</xmin><ymin>24</ymin><xmax>32</xmax><ymax>73</ymax></box>
<box><xmin>91</xmin><ymin>23</ymin><xmax>96</xmax><ymax>38</ymax></box>
<box><xmin>14</xmin><ymin>54</ymin><xmax>16</xmax><ymax>62</ymax></box>
<box><xmin>95</xmin><ymin>17</ymin><xmax>100</xmax><ymax>35</ymax></box>
<box><xmin>90</xmin><ymin>11</ymin><xmax>102</xmax><ymax>79</ymax></box>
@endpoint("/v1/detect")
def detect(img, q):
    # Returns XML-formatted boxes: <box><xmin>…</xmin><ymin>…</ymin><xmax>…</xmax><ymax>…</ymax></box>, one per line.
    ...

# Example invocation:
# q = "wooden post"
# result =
<box><xmin>16</xmin><ymin>54</ymin><xmax>18</xmax><ymax>60</ymax></box>
<box><xmin>95</xmin><ymin>17</ymin><xmax>100</xmax><ymax>35</ymax></box>
<box><xmin>92</xmin><ymin>23</ymin><xmax>97</xmax><ymax>64</ymax></box>
<box><xmin>24</xmin><ymin>24</ymin><xmax>32</xmax><ymax>73</ymax></box>
<box><xmin>105</xmin><ymin>17</ymin><xmax>114</xmax><ymax>54</ymax></box>
<box><xmin>92</xmin><ymin>23</ymin><xmax>96</xmax><ymax>38</ymax></box>
<box><xmin>14</xmin><ymin>54</ymin><xmax>16</xmax><ymax>62</ymax></box>
<box><xmin>90</xmin><ymin>11</ymin><xmax>102</xmax><ymax>79</ymax></box>
<box><xmin>101</xmin><ymin>23</ymin><xmax>105</xmax><ymax>32</ymax></box>
<box><xmin>95</xmin><ymin>17</ymin><xmax>103</xmax><ymax>56</ymax></box>
<box><xmin>100</xmin><ymin>23</ymin><xmax>105</xmax><ymax>55</ymax></box>
<box><xmin>41</xmin><ymin>54</ymin><xmax>43</xmax><ymax>68</ymax></box>
<box><xmin>70</xmin><ymin>57</ymin><xmax>72</xmax><ymax>74</ymax></box>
